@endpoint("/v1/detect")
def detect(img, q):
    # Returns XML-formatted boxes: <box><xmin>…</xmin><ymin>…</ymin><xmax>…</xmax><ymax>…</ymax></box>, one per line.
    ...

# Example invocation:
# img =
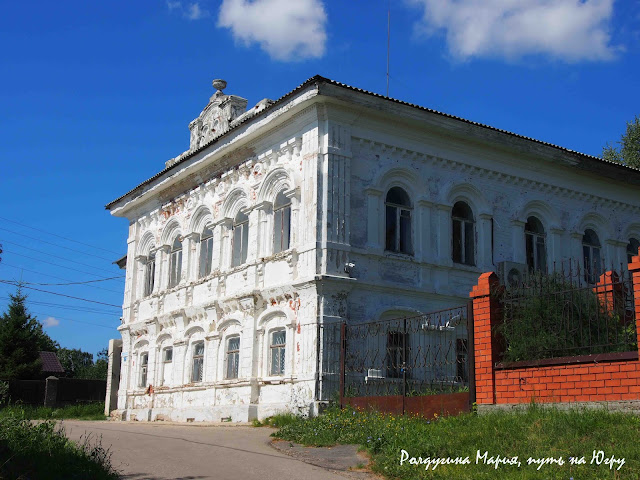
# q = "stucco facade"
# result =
<box><xmin>107</xmin><ymin>76</ymin><xmax>640</xmax><ymax>422</ymax></box>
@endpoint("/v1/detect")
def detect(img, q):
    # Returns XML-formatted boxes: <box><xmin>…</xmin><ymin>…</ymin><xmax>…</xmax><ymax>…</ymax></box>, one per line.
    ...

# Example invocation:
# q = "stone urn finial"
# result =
<box><xmin>212</xmin><ymin>79</ymin><xmax>227</xmax><ymax>93</ymax></box>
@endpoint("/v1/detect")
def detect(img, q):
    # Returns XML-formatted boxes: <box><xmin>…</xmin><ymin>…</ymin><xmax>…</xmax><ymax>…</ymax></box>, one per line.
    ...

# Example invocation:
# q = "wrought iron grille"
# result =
<box><xmin>339</xmin><ymin>304</ymin><xmax>471</xmax><ymax>398</ymax></box>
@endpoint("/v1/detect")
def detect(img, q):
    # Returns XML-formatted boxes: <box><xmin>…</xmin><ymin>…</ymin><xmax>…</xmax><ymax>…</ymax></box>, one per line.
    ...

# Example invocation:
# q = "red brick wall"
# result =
<box><xmin>472</xmin><ymin>249</ymin><xmax>640</xmax><ymax>406</ymax></box>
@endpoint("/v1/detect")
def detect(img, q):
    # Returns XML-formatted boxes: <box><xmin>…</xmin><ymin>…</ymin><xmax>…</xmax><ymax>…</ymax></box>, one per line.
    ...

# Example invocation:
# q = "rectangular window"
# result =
<box><xmin>199</xmin><ymin>235</ymin><xmax>214</xmax><ymax>278</ymax></box>
<box><xmin>270</xmin><ymin>330</ymin><xmax>286</xmax><ymax>376</ymax></box>
<box><xmin>169</xmin><ymin>250</ymin><xmax>182</xmax><ymax>287</ymax></box>
<box><xmin>226</xmin><ymin>337</ymin><xmax>240</xmax><ymax>379</ymax></box>
<box><xmin>452</xmin><ymin>219</ymin><xmax>462</xmax><ymax>263</ymax></box>
<box><xmin>144</xmin><ymin>258</ymin><xmax>155</xmax><ymax>296</ymax></box>
<box><xmin>385</xmin><ymin>205</ymin><xmax>397</xmax><ymax>251</ymax></box>
<box><xmin>191</xmin><ymin>342</ymin><xmax>204</xmax><ymax>383</ymax></box>
<box><xmin>232</xmin><ymin>223</ymin><xmax>248</xmax><ymax>267</ymax></box>
<box><xmin>399</xmin><ymin>209</ymin><xmax>412</xmax><ymax>254</ymax></box>
<box><xmin>464</xmin><ymin>221</ymin><xmax>475</xmax><ymax>265</ymax></box>
<box><xmin>274</xmin><ymin>207</ymin><xmax>291</xmax><ymax>253</ymax></box>
<box><xmin>138</xmin><ymin>352</ymin><xmax>148</xmax><ymax>388</ymax></box>
<box><xmin>386</xmin><ymin>332</ymin><xmax>408</xmax><ymax>378</ymax></box>
<box><xmin>161</xmin><ymin>347</ymin><xmax>173</xmax><ymax>386</ymax></box>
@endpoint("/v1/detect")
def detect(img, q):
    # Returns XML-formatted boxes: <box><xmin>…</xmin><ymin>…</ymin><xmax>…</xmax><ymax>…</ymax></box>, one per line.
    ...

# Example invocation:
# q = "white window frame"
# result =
<box><xmin>168</xmin><ymin>236</ymin><xmax>183</xmax><ymax>288</ymax></box>
<box><xmin>143</xmin><ymin>252</ymin><xmax>155</xmax><ymax>297</ymax></box>
<box><xmin>232</xmin><ymin>212</ymin><xmax>249</xmax><ymax>267</ymax></box>
<box><xmin>191</xmin><ymin>341</ymin><xmax>205</xmax><ymax>383</ymax></box>
<box><xmin>160</xmin><ymin>346</ymin><xmax>173</xmax><ymax>386</ymax></box>
<box><xmin>525</xmin><ymin>216</ymin><xmax>547</xmax><ymax>273</ymax></box>
<box><xmin>138</xmin><ymin>352</ymin><xmax>149</xmax><ymax>388</ymax></box>
<box><xmin>384</xmin><ymin>187</ymin><xmax>413</xmax><ymax>255</ymax></box>
<box><xmin>225</xmin><ymin>336</ymin><xmax>240</xmax><ymax>379</ymax></box>
<box><xmin>452</xmin><ymin>201</ymin><xmax>475</xmax><ymax>266</ymax></box>
<box><xmin>273</xmin><ymin>192</ymin><xmax>292</xmax><ymax>254</ymax></box>
<box><xmin>199</xmin><ymin>226</ymin><xmax>214</xmax><ymax>278</ymax></box>
<box><xmin>269</xmin><ymin>329</ymin><xmax>286</xmax><ymax>377</ymax></box>
<box><xmin>583</xmin><ymin>229</ymin><xmax>602</xmax><ymax>284</ymax></box>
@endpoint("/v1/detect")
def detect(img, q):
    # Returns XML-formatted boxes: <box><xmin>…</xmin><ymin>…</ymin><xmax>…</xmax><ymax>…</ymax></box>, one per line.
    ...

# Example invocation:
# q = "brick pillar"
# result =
<box><xmin>594</xmin><ymin>271</ymin><xmax>622</xmax><ymax>315</ymax></box>
<box><xmin>470</xmin><ymin>272</ymin><xmax>501</xmax><ymax>405</ymax></box>
<box><xmin>628</xmin><ymin>249</ymin><xmax>640</xmax><ymax>358</ymax></box>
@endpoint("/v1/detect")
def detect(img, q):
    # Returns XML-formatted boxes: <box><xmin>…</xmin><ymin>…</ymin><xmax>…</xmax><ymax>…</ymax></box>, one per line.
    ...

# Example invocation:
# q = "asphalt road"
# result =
<box><xmin>61</xmin><ymin>420</ymin><xmax>363</xmax><ymax>480</ymax></box>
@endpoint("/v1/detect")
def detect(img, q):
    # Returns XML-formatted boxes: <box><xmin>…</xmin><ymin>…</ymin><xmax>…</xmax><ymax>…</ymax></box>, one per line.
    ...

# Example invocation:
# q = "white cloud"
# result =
<box><xmin>407</xmin><ymin>0</ymin><xmax>619</xmax><ymax>62</ymax></box>
<box><xmin>217</xmin><ymin>0</ymin><xmax>327</xmax><ymax>61</ymax></box>
<box><xmin>167</xmin><ymin>1</ymin><xmax>181</xmax><ymax>11</ymax></box>
<box><xmin>43</xmin><ymin>316</ymin><xmax>60</xmax><ymax>328</ymax></box>
<box><xmin>166</xmin><ymin>1</ymin><xmax>209</xmax><ymax>20</ymax></box>
<box><xmin>186</xmin><ymin>3</ymin><xmax>208</xmax><ymax>20</ymax></box>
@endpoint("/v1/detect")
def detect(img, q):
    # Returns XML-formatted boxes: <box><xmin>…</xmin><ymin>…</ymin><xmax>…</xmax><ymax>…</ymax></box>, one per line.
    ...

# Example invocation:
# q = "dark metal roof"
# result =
<box><xmin>106</xmin><ymin>75</ymin><xmax>639</xmax><ymax>210</ymax></box>
<box><xmin>40</xmin><ymin>351</ymin><xmax>65</xmax><ymax>374</ymax></box>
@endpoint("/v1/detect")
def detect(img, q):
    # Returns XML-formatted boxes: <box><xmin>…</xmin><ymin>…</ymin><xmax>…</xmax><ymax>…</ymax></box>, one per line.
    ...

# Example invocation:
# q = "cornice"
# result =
<box><xmin>354</xmin><ymin>136</ymin><xmax>640</xmax><ymax>214</ymax></box>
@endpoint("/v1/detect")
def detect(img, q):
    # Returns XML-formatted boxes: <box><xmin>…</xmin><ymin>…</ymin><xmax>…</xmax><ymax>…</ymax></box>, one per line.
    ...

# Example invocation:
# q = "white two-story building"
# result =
<box><xmin>106</xmin><ymin>75</ymin><xmax>640</xmax><ymax>422</ymax></box>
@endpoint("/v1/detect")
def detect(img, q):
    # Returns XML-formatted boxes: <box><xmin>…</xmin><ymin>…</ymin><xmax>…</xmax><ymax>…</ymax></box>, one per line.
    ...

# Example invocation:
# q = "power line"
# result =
<box><xmin>0</xmin><ymin>226</ymin><xmax>118</xmax><ymax>262</ymax></box>
<box><xmin>0</xmin><ymin>296</ymin><xmax>122</xmax><ymax>315</ymax></box>
<box><xmin>17</xmin><ymin>276</ymin><xmax>124</xmax><ymax>286</ymax></box>
<box><xmin>2</xmin><ymin>250</ymin><xmax>125</xmax><ymax>286</ymax></box>
<box><xmin>0</xmin><ymin>216</ymin><xmax>122</xmax><ymax>256</ymax></box>
<box><xmin>0</xmin><ymin>280</ymin><xmax>122</xmax><ymax>308</ymax></box>
<box><xmin>30</xmin><ymin>311</ymin><xmax>117</xmax><ymax>330</ymax></box>
<box><xmin>0</xmin><ymin>262</ymin><xmax>124</xmax><ymax>295</ymax></box>
<box><xmin>0</xmin><ymin>239</ymin><xmax>121</xmax><ymax>275</ymax></box>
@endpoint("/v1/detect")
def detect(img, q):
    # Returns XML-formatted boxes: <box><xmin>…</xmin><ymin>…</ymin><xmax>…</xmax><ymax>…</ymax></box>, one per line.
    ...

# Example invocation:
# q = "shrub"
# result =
<box><xmin>495</xmin><ymin>273</ymin><xmax>637</xmax><ymax>362</ymax></box>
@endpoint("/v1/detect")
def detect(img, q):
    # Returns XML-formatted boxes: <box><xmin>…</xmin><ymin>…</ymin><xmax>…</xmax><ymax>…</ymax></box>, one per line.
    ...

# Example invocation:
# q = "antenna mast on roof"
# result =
<box><xmin>386</xmin><ymin>0</ymin><xmax>390</xmax><ymax>97</ymax></box>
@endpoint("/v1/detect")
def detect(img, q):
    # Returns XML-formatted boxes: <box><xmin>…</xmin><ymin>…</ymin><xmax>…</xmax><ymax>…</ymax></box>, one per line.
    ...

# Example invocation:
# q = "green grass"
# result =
<box><xmin>253</xmin><ymin>412</ymin><xmax>299</xmax><ymax>428</ymax></box>
<box><xmin>273</xmin><ymin>404</ymin><xmax>640</xmax><ymax>479</ymax></box>
<box><xmin>0</xmin><ymin>402</ymin><xmax>106</xmax><ymax>420</ymax></box>
<box><xmin>0</xmin><ymin>416</ymin><xmax>118</xmax><ymax>479</ymax></box>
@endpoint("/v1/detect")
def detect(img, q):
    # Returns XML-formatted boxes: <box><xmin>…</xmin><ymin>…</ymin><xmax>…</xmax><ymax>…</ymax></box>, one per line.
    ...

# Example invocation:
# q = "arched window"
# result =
<box><xmin>168</xmin><ymin>236</ymin><xmax>182</xmax><ymax>288</ymax></box>
<box><xmin>628</xmin><ymin>238</ymin><xmax>640</xmax><ymax>264</ymax></box>
<box><xmin>525</xmin><ymin>216</ymin><xmax>546</xmax><ymax>272</ymax></box>
<box><xmin>385</xmin><ymin>187</ymin><xmax>412</xmax><ymax>254</ymax></box>
<box><xmin>143</xmin><ymin>250</ymin><xmax>155</xmax><ymax>297</ymax></box>
<box><xmin>199</xmin><ymin>226</ymin><xmax>214</xmax><ymax>278</ymax></box>
<box><xmin>583</xmin><ymin>229</ymin><xmax>601</xmax><ymax>283</ymax></box>
<box><xmin>452</xmin><ymin>201</ymin><xmax>475</xmax><ymax>266</ymax></box>
<box><xmin>273</xmin><ymin>191</ymin><xmax>291</xmax><ymax>254</ymax></box>
<box><xmin>232</xmin><ymin>211</ymin><xmax>249</xmax><ymax>267</ymax></box>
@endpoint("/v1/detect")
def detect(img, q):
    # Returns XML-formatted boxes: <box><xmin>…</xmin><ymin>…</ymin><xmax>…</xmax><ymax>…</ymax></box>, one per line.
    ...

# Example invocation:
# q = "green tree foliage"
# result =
<box><xmin>602</xmin><ymin>115</ymin><xmax>640</xmax><ymax>169</ymax></box>
<box><xmin>0</xmin><ymin>289</ymin><xmax>43</xmax><ymax>380</ymax></box>
<box><xmin>58</xmin><ymin>348</ymin><xmax>108</xmax><ymax>380</ymax></box>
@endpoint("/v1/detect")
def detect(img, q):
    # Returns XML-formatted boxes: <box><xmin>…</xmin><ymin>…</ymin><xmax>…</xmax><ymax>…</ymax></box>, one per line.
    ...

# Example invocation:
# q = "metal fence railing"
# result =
<box><xmin>497</xmin><ymin>265</ymin><xmax>637</xmax><ymax>363</ymax></box>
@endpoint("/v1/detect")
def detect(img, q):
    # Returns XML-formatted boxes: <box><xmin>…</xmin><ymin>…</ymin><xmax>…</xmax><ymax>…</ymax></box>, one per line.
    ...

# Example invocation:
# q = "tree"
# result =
<box><xmin>57</xmin><ymin>348</ymin><xmax>93</xmax><ymax>377</ymax></box>
<box><xmin>602</xmin><ymin>115</ymin><xmax>640</xmax><ymax>169</ymax></box>
<box><xmin>0</xmin><ymin>289</ymin><xmax>43</xmax><ymax>380</ymax></box>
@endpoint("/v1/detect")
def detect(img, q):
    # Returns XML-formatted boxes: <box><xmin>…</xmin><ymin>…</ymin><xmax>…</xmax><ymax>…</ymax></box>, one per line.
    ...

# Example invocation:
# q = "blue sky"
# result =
<box><xmin>1</xmin><ymin>0</ymin><xmax>639</xmax><ymax>357</ymax></box>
